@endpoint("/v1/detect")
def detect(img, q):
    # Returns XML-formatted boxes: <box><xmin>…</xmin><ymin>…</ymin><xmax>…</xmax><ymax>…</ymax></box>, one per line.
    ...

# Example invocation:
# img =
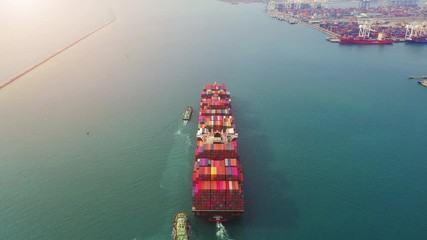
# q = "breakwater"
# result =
<box><xmin>418</xmin><ymin>80</ymin><xmax>427</xmax><ymax>87</ymax></box>
<box><xmin>0</xmin><ymin>15</ymin><xmax>117</xmax><ymax>90</ymax></box>
<box><xmin>299</xmin><ymin>21</ymin><xmax>340</xmax><ymax>38</ymax></box>
<box><xmin>409</xmin><ymin>75</ymin><xmax>427</xmax><ymax>79</ymax></box>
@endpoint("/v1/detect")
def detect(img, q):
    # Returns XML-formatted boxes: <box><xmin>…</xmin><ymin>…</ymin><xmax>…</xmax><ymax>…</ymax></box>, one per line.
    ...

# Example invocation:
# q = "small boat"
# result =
<box><xmin>173</xmin><ymin>212</ymin><xmax>189</xmax><ymax>240</ymax></box>
<box><xmin>182</xmin><ymin>106</ymin><xmax>193</xmax><ymax>121</ymax></box>
<box><xmin>288</xmin><ymin>19</ymin><xmax>298</xmax><ymax>24</ymax></box>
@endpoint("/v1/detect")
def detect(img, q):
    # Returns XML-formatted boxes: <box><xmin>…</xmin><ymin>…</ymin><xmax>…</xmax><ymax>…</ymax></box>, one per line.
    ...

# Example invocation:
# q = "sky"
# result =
<box><xmin>0</xmin><ymin>0</ymin><xmax>112</xmax><ymax>81</ymax></box>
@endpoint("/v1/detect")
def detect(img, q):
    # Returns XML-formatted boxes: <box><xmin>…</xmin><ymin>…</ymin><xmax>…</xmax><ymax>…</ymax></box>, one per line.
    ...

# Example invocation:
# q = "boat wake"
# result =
<box><xmin>184</xmin><ymin>133</ymin><xmax>191</xmax><ymax>147</ymax></box>
<box><xmin>174</xmin><ymin>126</ymin><xmax>191</xmax><ymax>147</ymax></box>
<box><xmin>216</xmin><ymin>223</ymin><xmax>233</xmax><ymax>240</ymax></box>
<box><xmin>175</xmin><ymin>125</ymin><xmax>183</xmax><ymax>135</ymax></box>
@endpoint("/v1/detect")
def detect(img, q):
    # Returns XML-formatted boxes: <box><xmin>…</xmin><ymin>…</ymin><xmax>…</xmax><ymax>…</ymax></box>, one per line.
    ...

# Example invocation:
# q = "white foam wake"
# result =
<box><xmin>216</xmin><ymin>222</ymin><xmax>233</xmax><ymax>240</ymax></box>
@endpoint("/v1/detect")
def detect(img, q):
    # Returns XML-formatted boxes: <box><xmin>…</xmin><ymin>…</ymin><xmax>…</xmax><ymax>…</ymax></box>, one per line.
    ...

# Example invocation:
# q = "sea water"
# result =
<box><xmin>0</xmin><ymin>0</ymin><xmax>426</xmax><ymax>239</ymax></box>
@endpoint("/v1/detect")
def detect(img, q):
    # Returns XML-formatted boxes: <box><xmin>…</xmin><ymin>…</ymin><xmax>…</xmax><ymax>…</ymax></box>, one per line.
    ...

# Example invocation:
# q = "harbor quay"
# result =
<box><xmin>266</xmin><ymin>1</ymin><xmax>427</xmax><ymax>43</ymax></box>
<box><xmin>418</xmin><ymin>80</ymin><xmax>427</xmax><ymax>87</ymax></box>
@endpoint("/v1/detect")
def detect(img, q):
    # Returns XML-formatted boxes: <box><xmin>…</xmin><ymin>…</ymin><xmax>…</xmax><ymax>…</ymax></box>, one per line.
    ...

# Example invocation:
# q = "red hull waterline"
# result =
<box><xmin>339</xmin><ymin>37</ymin><xmax>394</xmax><ymax>45</ymax></box>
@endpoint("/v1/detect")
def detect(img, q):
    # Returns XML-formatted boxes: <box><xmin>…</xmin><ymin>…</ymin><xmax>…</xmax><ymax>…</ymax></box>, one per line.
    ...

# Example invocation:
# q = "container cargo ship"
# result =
<box><xmin>173</xmin><ymin>212</ymin><xmax>189</xmax><ymax>240</ymax></box>
<box><xmin>339</xmin><ymin>36</ymin><xmax>394</xmax><ymax>45</ymax></box>
<box><xmin>192</xmin><ymin>83</ymin><xmax>244</xmax><ymax>222</ymax></box>
<box><xmin>339</xmin><ymin>23</ymin><xmax>394</xmax><ymax>45</ymax></box>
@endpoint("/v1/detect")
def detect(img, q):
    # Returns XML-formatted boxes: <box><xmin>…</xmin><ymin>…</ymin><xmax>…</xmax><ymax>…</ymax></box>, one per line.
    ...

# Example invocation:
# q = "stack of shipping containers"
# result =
<box><xmin>192</xmin><ymin>83</ymin><xmax>244</xmax><ymax>222</ymax></box>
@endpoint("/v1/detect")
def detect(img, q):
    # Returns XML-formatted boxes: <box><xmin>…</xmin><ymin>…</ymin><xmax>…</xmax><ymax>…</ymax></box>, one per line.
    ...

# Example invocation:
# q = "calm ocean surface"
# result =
<box><xmin>1</xmin><ymin>0</ymin><xmax>427</xmax><ymax>239</ymax></box>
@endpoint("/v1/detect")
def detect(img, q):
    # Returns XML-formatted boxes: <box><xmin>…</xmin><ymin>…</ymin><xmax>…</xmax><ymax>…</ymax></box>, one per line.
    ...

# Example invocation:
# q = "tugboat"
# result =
<box><xmin>173</xmin><ymin>212</ymin><xmax>189</xmax><ymax>240</ymax></box>
<box><xmin>182</xmin><ymin>106</ymin><xmax>193</xmax><ymax>122</ymax></box>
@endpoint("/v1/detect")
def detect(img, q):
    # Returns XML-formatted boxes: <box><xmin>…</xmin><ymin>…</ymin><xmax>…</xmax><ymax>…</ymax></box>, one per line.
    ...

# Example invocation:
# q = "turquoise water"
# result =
<box><xmin>1</xmin><ymin>0</ymin><xmax>427</xmax><ymax>239</ymax></box>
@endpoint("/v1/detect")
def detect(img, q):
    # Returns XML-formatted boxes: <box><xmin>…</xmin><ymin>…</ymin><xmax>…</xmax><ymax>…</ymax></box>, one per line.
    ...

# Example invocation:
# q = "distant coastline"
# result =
<box><xmin>219</xmin><ymin>0</ymin><xmax>265</xmax><ymax>4</ymax></box>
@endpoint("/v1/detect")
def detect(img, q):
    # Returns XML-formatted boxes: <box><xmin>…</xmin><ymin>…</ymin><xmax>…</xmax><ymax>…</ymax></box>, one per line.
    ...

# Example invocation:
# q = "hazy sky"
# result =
<box><xmin>0</xmin><ymin>0</ymin><xmax>112</xmax><ymax>81</ymax></box>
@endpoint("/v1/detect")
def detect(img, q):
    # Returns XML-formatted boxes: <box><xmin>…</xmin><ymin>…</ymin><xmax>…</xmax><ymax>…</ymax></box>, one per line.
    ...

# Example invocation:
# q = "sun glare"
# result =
<box><xmin>15</xmin><ymin>0</ymin><xmax>37</xmax><ymax>6</ymax></box>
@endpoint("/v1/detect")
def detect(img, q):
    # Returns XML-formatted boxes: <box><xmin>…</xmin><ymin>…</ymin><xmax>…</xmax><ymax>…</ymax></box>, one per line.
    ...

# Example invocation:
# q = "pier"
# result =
<box><xmin>418</xmin><ymin>80</ymin><xmax>427</xmax><ymax>87</ymax></box>
<box><xmin>0</xmin><ymin>15</ymin><xmax>117</xmax><ymax>91</ymax></box>
<box><xmin>409</xmin><ymin>76</ymin><xmax>427</xmax><ymax>79</ymax></box>
<box><xmin>299</xmin><ymin>21</ymin><xmax>340</xmax><ymax>38</ymax></box>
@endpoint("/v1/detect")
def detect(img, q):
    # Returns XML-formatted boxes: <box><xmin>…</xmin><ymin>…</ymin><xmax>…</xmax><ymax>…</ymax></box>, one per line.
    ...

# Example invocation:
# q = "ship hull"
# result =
<box><xmin>339</xmin><ymin>37</ymin><xmax>394</xmax><ymax>45</ymax></box>
<box><xmin>192</xmin><ymin>83</ymin><xmax>244</xmax><ymax>222</ymax></box>
<box><xmin>192</xmin><ymin>210</ymin><xmax>243</xmax><ymax>222</ymax></box>
<box><xmin>405</xmin><ymin>37</ymin><xmax>427</xmax><ymax>44</ymax></box>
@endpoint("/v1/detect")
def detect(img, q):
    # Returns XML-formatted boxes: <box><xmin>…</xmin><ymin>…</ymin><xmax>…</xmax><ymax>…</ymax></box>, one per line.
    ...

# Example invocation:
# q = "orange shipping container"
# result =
<box><xmin>200</xmin><ymin>181</ymin><xmax>210</xmax><ymax>190</ymax></box>
<box><xmin>217</xmin><ymin>166</ymin><xmax>226</xmax><ymax>175</ymax></box>
<box><xmin>211</xmin><ymin>181</ymin><xmax>218</xmax><ymax>190</ymax></box>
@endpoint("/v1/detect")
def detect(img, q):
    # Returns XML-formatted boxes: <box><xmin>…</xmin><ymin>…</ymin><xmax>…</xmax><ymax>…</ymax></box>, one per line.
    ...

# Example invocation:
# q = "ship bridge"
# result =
<box><xmin>196</xmin><ymin>128</ymin><xmax>238</xmax><ymax>144</ymax></box>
